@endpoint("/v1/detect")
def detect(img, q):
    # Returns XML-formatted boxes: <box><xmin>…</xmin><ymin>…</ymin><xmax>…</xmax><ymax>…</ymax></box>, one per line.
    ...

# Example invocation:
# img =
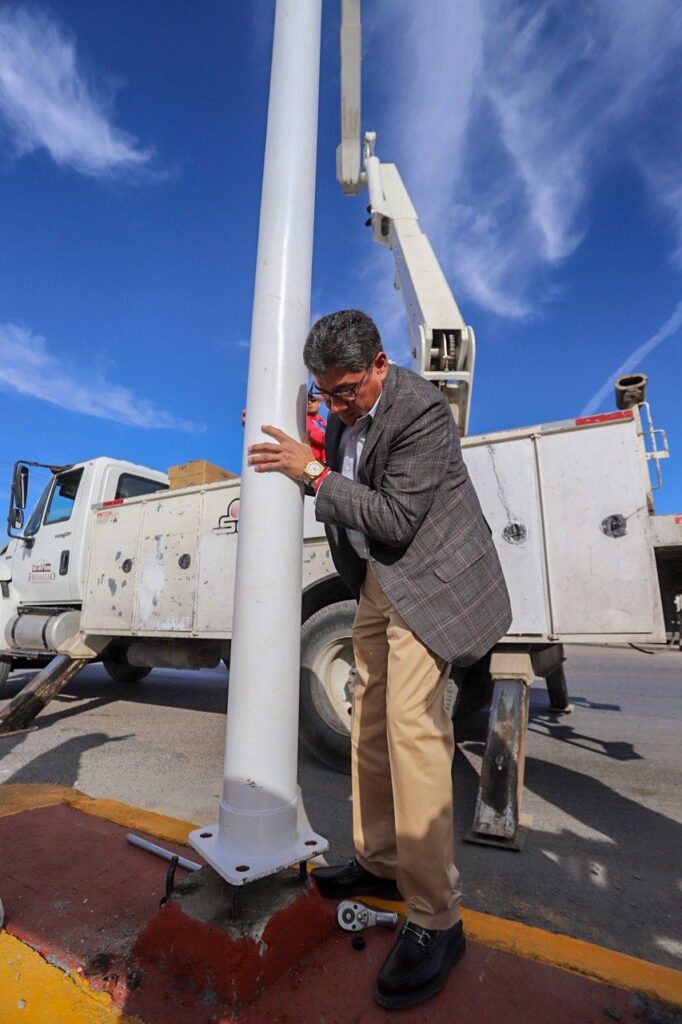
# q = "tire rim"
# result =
<box><xmin>309</xmin><ymin>635</ymin><xmax>354</xmax><ymax>736</ymax></box>
<box><xmin>307</xmin><ymin>639</ymin><xmax>459</xmax><ymax>733</ymax></box>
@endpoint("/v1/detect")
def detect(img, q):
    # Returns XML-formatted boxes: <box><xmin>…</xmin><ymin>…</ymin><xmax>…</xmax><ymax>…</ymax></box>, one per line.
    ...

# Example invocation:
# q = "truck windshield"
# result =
<box><xmin>23</xmin><ymin>480</ymin><xmax>52</xmax><ymax>537</ymax></box>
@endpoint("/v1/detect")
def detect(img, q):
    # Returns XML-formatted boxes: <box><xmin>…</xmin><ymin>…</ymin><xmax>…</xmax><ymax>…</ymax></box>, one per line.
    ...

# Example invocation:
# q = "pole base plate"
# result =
<box><xmin>189</xmin><ymin>823</ymin><xmax>328</xmax><ymax>885</ymax></box>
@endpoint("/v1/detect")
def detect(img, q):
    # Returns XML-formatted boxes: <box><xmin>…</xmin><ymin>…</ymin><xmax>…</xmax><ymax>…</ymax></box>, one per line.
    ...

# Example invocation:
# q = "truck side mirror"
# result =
<box><xmin>10</xmin><ymin>507</ymin><xmax>24</xmax><ymax>530</ymax></box>
<box><xmin>12</xmin><ymin>464</ymin><xmax>28</xmax><ymax>510</ymax></box>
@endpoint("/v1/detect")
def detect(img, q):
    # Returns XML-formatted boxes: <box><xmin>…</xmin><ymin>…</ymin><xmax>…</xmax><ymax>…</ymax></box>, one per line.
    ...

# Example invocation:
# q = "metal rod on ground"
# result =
<box><xmin>189</xmin><ymin>0</ymin><xmax>328</xmax><ymax>883</ymax></box>
<box><xmin>126</xmin><ymin>833</ymin><xmax>202</xmax><ymax>872</ymax></box>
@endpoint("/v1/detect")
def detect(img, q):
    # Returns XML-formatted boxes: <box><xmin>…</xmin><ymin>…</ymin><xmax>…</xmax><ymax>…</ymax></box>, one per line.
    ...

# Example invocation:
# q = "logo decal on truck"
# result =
<box><xmin>215</xmin><ymin>498</ymin><xmax>240</xmax><ymax>535</ymax></box>
<box><xmin>28</xmin><ymin>560</ymin><xmax>56</xmax><ymax>582</ymax></box>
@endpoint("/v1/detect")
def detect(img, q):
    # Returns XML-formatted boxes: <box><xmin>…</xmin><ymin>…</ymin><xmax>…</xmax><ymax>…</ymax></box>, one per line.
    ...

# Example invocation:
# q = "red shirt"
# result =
<box><xmin>307</xmin><ymin>414</ymin><xmax>326</xmax><ymax>462</ymax></box>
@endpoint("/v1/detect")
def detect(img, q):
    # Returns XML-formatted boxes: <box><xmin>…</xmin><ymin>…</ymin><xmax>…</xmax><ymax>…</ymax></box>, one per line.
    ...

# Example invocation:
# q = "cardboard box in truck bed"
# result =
<box><xmin>168</xmin><ymin>460</ymin><xmax>236</xmax><ymax>490</ymax></box>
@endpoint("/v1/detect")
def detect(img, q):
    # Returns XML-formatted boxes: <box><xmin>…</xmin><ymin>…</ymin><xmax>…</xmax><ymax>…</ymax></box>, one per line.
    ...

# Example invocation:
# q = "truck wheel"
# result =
<box><xmin>300</xmin><ymin>601</ymin><xmax>356</xmax><ymax>774</ymax></box>
<box><xmin>299</xmin><ymin>603</ymin><xmax>495</xmax><ymax>775</ymax></box>
<box><xmin>0</xmin><ymin>656</ymin><xmax>12</xmax><ymax>692</ymax></box>
<box><xmin>102</xmin><ymin>660</ymin><xmax>151</xmax><ymax>684</ymax></box>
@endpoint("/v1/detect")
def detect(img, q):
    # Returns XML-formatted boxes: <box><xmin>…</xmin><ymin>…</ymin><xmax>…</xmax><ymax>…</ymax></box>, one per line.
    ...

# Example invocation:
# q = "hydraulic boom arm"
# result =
<box><xmin>336</xmin><ymin>0</ymin><xmax>475</xmax><ymax>434</ymax></box>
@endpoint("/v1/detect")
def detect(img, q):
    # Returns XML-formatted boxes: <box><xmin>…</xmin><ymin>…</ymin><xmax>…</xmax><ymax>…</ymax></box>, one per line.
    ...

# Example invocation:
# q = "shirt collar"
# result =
<box><xmin>366</xmin><ymin>389</ymin><xmax>382</xmax><ymax>420</ymax></box>
<box><xmin>341</xmin><ymin>388</ymin><xmax>383</xmax><ymax>438</ymax></box>
<box><xmin>353</xmin><ymin>389</ymin><xmax>382</xmax><ymax>429</ymax></box>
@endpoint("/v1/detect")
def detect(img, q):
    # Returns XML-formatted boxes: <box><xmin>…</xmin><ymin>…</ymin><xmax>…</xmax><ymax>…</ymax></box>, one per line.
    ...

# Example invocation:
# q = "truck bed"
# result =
<box><xmin>80</xmin><ymin>409</ymin><xmax>668</xmax><ymax>645</ymax></box>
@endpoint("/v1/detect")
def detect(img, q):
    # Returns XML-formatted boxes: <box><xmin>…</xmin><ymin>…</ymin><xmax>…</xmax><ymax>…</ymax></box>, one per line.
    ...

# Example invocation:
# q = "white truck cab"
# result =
<box><xmin>0</xmin><ymin>457</ymin><xmax>167</xmax><ymax>684</ymax></box>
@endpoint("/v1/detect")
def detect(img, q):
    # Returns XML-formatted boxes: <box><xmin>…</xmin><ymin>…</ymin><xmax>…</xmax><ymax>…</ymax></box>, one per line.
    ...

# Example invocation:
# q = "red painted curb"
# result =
<box><xmin>127</xmin><ymin>883</ymin><xmax>335</xmax><ymax>1017</ymax></box>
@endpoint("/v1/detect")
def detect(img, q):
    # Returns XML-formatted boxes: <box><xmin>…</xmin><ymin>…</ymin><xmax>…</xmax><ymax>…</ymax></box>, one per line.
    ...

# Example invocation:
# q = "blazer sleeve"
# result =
<box><xmin>315</xmin><ymin>392</ymin><xmax>457</xmax><ymax>549</ymax></box>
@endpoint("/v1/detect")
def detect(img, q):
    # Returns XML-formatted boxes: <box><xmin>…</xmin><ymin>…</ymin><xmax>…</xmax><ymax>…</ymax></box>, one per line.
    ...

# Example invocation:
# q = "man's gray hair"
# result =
<box><xmin>304</xmin><ymin>309</ymin><xmax>383</xmax><ymax>373</ymax></box>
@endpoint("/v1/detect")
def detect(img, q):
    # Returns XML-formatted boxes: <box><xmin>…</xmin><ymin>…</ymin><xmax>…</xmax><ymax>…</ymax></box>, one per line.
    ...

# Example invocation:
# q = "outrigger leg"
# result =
<box><xmin>465</xmin><ymin>649</ymin><xmax>534</xmax><ymax>850</ymax></box>
<box><xmin>0</xmin><ymin>655</ymin><xmax>89</xmax><ymax>735</ymax></box>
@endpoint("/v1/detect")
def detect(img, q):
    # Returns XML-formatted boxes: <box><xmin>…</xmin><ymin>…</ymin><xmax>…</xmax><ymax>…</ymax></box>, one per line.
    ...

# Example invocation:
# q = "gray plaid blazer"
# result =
<box><xmin>315</xmin><ymin>363</ymin><xmax>512</xmax><ymax>665</ymax></box>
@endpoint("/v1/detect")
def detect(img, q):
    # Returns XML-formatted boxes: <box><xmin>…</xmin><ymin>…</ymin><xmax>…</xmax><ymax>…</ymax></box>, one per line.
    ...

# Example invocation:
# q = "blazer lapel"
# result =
<box><xmin>325</xmin><ymin>415</ymin><xmax>345</xmax><ymax>472</ymax></box>
<box><xmin>359</xmin><ymin>363</ymin><xmax>397</xmax><ymax>477</ymax></box>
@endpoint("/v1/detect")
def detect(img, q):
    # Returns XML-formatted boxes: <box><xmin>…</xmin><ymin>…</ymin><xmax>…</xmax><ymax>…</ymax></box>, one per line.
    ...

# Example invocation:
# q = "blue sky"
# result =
<box><xmin>0</xmin><ymin>0</ymin><xmax>680</xmax><ymax>513</ymax></box>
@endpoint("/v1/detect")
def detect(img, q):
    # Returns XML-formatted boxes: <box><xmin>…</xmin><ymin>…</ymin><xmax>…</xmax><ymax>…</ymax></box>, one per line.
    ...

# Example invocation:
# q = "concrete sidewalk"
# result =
<box><xmin>1</xmin><ymin>784</ymin><xmax>680</xmax><ymax>1024</ymax></box>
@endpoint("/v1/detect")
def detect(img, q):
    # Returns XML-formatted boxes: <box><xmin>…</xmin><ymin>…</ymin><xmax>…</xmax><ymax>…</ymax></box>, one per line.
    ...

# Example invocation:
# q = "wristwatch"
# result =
<box><xmin>302</xmin><ymin>460</ymin><xmax>327</xmax><ymax>486</ymax></box>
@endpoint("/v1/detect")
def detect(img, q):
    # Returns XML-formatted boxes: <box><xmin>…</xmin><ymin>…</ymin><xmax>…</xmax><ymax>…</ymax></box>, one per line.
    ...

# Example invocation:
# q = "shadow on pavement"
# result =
<box><xmin>449</xmin><ymin>706</ymin><xmax>681</xmax><ymax>970</ymax></box>
<box><xmin>528</xmin><ymin>712</ymin><xmax>643</xmax><ymax>761</ymax></box>
<box><xmin>4</xmin><ymin>732</ymin><xmax>132</xmax><ymax>787</ymax></box>
<box><xmin>0</xmin><ymin>664</ymin><xmax>229</xmax><ymax>722</ymax></box>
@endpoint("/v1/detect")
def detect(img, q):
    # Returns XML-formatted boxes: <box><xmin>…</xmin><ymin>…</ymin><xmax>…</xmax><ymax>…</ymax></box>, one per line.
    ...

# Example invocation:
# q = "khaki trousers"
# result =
<box><xmin>351</xmin><ymin>563</ymin><xmax>461</xmax><ymax>930</ymax></box>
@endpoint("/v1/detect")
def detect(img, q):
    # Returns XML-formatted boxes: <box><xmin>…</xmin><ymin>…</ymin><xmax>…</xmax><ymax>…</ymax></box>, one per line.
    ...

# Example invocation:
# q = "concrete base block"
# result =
<box><xmin>131</xmin><ymin>865</ymin><xmax>335</xmax><ymax>1010</ymax></box>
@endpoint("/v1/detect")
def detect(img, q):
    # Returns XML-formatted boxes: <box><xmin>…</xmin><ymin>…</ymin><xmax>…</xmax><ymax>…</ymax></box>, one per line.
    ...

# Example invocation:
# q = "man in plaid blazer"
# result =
<box><xmin>248</xmin><ymin>309</ymin><xmax>511</xmax><ymax>1010</ymax></box>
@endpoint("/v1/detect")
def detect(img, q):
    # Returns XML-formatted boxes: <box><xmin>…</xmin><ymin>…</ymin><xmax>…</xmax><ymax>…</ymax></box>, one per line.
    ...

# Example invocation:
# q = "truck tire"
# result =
<box><xmin>102</xmin><ymin>660</ymin><xmax>151</xmax><ymax>684</ymax></box>
<box><xmin>0</xmin><ymin>656</ymin><xmax>12</xmax><ymax>692</ymax></box>
<box><xmin>300</xmin><ymin>601</ymin><xmax>357</xmax><ymax>774</ymax></box>
<box><xmin>299</xmin><ymin>602</ymin><xmax>494</xmax><ymax>774</ymax></box>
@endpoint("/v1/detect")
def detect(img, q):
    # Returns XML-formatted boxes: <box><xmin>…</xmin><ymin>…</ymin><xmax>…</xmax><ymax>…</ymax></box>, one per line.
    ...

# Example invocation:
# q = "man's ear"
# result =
<box><xmin>375</xmin><ymin>351</ymin><xmax>389</xmax><ymax>379</ymax></box>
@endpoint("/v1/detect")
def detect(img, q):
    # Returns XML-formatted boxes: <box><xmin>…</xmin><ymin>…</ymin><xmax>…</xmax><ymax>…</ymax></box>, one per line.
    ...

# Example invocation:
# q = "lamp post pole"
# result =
<box><xmin>190</xmin><ymin>0</ymin><xmax>327</xmax><ymax>883</ymax></box>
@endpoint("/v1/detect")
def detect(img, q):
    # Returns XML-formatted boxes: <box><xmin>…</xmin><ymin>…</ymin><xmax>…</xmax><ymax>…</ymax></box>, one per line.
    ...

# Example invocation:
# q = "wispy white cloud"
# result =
<box><xmin>375</xmin><ymin>0</ymin><xmax>682</xmax><ymax>318</ymax></box>
<box><xmin>581</xmin><ymin>301</ymin><xmax>682</xmax><ymax>415</ymax></box>
<box><xmin>360</xmin><ymin>253</ymin><xmax>412</xmax><ymax>365</ymax></box>
<box><xmin>0</xmin><ymin>6</ymin><xmax>153</xmax><ymax>177</ymax></box>
<box><xmin>368</xmin><ymin>0</ymin><xmax>483</xmax><ymax>221</ymax></box>
<box><xmin>0</xmin><ymin>323</ymin><xmax>205</xmax><ymax>433</ymax></box>
<box><xmin>637</xmin><ymin>157</ymin><xmax>682</xmax><ymax>269</ymax></box>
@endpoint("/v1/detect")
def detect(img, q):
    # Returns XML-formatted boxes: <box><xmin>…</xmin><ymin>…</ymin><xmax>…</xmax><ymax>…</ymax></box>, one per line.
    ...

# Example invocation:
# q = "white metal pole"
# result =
<box><xmin>190</xmin><ymin>0</ymin><xmax>327</xmax><ymax>884</ymax></box>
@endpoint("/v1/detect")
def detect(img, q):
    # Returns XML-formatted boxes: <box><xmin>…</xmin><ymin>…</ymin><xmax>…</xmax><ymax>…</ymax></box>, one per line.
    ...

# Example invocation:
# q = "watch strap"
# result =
<box><xmin>312</xmin><ymin>467</ymin><xmax>331</xmax><ymax>492</ymax></box>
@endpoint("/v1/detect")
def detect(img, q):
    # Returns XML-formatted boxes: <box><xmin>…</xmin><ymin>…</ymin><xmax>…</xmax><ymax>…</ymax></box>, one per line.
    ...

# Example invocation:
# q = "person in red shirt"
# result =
<box><xmin>243</xmin><ymin>393</ymin><xmax>326</xmax><ymax>461</ymax></box>
<box><xmin>306</xmin><ymin>390</ymin><xmax>326</xmax><ymax>463</ymax></box>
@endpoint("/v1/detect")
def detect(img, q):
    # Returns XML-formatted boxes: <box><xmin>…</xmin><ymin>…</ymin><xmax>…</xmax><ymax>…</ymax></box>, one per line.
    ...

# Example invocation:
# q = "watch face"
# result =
<box><xmin>303</xmin><ymin>460</ymin><xmax>325</xmax><ymax>483</ymax></box>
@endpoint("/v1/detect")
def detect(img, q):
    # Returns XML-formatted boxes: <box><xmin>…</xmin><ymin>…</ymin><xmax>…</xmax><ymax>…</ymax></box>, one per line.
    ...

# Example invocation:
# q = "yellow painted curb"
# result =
<box><xmin>0</xmin><ymin>783</ymin><xmax>199</xmax><ymax>844</ymax></box>
<box><xmin>0</xmin><ymin>783</ymin><xmax>73</xmax><ymax>819</ymax></box>
<box><xmin>67</xmin><ymin>792</ymin><xmax>199</xmax><ymax>845</ymax></box>
<box><xmin>366</xmin><ymin>896</ymin><xmax>682</xmax><ymax>1009</ymax></box>
<box><xmin>0</xmin><ymin>932</ymin><xmax>139</xmax><ymax>1024</ymax></box>
<box><xmin>461</xmin><ymin>906</ymin><xmax>682</xmax><ymax>1009</ymax></box>
<box><xmin>3</xmin><ymin>784</ymin><xmax>681</xmax><ymax>1009</ymax></box>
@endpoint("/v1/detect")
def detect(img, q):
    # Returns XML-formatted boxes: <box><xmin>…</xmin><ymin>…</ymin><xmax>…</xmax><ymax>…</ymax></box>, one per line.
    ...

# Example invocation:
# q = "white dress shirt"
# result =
<box><xmin>334</xmin><ymin>390</ymin><xmax>382</xmax><ymax>560</ymax></box>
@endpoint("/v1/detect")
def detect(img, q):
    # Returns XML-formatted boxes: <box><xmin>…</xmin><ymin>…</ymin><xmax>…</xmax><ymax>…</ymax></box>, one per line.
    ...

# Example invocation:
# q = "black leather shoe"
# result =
<box><xmin>375</xmin><ymin>920</ymin><xmax>466</xmax><ymax>1009</ymax></box>
<box><xmin>311</xmin><ymin>858</ymin><xmax>402</xmax><ymax>901</ymax></box>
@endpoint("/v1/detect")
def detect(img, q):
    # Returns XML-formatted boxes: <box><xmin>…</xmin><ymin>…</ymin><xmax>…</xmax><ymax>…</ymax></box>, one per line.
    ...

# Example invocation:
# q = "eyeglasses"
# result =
<box><xmin>310</xmin><ymin>364</ymin><xmax>372</xmax><ymax>405</ymax></box>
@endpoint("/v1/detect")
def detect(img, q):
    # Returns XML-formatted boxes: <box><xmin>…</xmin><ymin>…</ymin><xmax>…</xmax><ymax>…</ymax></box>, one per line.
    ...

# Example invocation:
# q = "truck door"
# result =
<box><xmin>13</xmin><ymin>466</ymin><xmax>85</xmax><ymax>606</ymax></box>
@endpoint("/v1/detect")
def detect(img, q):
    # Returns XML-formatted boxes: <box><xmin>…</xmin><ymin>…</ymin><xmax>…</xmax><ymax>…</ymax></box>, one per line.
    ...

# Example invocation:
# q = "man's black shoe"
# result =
<box><xmin>311</xmin><ymin>858</ymin><xmax>402</xmax><ymax>901</ymax></box>
<box><xmin>375</xmin><ymin>919</ymin><xmax>466</xmax><ymax>1009</ymax></box>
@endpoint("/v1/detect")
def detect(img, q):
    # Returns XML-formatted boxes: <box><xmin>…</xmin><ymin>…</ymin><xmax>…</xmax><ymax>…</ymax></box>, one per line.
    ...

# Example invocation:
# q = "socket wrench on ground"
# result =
<box><xmin>336</xmin><ymin>900</ymin><xmax>399</xmax><ymax>932</ymax></box>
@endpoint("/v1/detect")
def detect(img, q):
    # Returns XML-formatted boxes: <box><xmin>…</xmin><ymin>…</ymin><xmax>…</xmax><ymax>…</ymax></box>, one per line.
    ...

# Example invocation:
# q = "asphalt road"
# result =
<box><xmin>1</xmin><ymin>645</ymin><xmax>680</xmax><ymax>970</ymax></box>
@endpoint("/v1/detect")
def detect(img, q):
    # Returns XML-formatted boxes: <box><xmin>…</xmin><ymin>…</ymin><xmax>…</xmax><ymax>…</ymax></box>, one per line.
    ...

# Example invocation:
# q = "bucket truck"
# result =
<box><xmin>1</xmin><ymin>3</ymin><xmax>680</xmax><ymax>817</ymax></box>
